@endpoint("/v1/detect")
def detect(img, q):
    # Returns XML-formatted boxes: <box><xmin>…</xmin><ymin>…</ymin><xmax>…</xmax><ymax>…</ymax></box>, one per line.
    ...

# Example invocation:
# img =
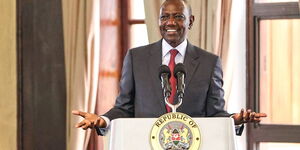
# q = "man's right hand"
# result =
<box><xmin>72</xmin><ymin>110</ymin><xmax>107</xmax><ymax>129</ymax></box>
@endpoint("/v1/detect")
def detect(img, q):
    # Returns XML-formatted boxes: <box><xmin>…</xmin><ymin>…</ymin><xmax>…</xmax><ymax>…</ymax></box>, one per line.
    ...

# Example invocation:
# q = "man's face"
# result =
<box><xmin>159</xmin><ymin>0</ymin><xmax>194</xmax><ymax>47</ymax></box>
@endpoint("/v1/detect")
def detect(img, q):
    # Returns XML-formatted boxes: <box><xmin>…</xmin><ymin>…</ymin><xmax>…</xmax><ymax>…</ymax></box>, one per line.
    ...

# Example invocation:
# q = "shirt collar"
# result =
<box><xmin>162</xmin><ymin>39</ymin><xmax>187</xmax><ymax>57</ymax></box>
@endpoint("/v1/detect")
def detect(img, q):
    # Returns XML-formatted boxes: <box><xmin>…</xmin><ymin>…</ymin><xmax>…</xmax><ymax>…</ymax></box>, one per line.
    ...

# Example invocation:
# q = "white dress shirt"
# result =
<box><xmin>162</xmin><ymin>39</ymin><xmax>187</xmax><ymax>65</ymax></box>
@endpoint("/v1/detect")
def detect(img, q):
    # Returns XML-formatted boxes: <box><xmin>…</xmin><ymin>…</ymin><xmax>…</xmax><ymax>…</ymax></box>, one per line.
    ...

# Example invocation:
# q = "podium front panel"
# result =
<box><xmin>104</xmin><ymin>118</ymin><xmax>237</xmax><ymax>150</ymax></box>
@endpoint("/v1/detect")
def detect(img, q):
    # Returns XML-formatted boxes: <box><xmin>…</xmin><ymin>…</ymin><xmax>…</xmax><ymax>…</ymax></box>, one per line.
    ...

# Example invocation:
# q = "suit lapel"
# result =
<box><xmin>148</xmin><ymin>40</ymin><xmax>167</xmax><ymax>114</ymax></box>
<box><xmin>184</xmin><ymin>42</ymin><xmax>201</xmax><ymax>89</ymax></box>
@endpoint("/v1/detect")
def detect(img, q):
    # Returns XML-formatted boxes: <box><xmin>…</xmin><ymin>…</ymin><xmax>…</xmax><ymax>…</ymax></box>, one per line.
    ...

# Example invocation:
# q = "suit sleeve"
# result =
<box><xmin>103</xmin><ymin>50</ymin><xmax>135</xmax><ymax>120</ymax></box>
<box><xmin>206</xmin><ymin>57</ymin><xmax>230</xmax><ymax>117</ymax></box>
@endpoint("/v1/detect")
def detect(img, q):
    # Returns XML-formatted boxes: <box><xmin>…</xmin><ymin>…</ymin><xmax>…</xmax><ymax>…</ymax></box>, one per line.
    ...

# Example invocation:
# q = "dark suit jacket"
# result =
<box><xmin>104</xmin><ymin>40</ymin><xmax>230</xmax><ymax>120</ymax></box>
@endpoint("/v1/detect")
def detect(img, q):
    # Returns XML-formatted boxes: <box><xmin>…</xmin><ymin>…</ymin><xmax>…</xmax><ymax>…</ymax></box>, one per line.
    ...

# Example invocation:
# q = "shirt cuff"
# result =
<box><xmin>94</xmin><ymin>116</ymin><xmax>111</xmax><ymax>136</ymax></box>
<box><xmin>229</xmin><ymin>114</ymin><xmax>244</xmax><ymax>136</ymax></box>
<box><xmin>100</xmin><ymin>116</ymin><xmax>110</xmax><ymax>128</ymax></box>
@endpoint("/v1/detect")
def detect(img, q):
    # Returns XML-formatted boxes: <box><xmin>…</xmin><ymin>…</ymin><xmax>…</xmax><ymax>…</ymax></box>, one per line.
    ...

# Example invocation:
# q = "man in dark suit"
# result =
<box><xmin>72</xmin><ymin>0</ymin><xmax>266</xmax><ymax>132</ymax></box>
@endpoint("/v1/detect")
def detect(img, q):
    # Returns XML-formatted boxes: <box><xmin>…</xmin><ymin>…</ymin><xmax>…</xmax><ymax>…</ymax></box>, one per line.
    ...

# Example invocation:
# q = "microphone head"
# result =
<box><xmin>159</xmin><ymin>65</ymin><xmax>171</xmax><ymax>80</ymax></box>
<box><xmin>174</xmin><ymin>63</ymin><xmax>186</xmax><ymax>78</ymax></box>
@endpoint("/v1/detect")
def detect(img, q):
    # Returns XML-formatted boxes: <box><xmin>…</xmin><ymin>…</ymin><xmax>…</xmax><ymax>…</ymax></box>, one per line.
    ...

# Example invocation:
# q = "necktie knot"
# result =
<box><xmin>169</xmin><ymin>49</ymin><xmax>179</xmax><ymax>58</ymax></box>
<box><xmin>168</xmin><ymin>49</ymin><xmax>178</xmax><ymax>70</ymax></box>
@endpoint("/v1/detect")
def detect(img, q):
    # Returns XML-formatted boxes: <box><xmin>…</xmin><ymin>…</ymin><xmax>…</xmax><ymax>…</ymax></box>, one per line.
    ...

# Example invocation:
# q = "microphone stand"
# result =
<box><xmin>164</xmin><ymin>96</ymin><xmax>182</xmax><ymax>113</ymax></box>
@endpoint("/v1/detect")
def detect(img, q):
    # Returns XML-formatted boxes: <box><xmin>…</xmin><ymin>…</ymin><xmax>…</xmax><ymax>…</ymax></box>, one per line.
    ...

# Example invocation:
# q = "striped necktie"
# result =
<box><xmin>167</xmin><ymin>49</ymin><xmax>178</xmax><ymax>112</ymax></box>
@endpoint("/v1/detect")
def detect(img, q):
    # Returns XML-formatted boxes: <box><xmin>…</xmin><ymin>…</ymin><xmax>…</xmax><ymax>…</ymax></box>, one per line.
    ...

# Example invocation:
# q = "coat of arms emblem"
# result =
<box><xmin>150</xmin><ymin>112</ymin><xmax>201</xmax><ymax>150</ymax></box>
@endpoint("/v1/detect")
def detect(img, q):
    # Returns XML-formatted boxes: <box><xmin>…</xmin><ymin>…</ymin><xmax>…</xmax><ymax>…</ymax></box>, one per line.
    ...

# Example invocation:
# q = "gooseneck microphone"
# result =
<box><xmin>174</xmin><ymin>63</ymin><xmax>186</xmax><ymax>98</ymax></box>
<box><xmin>159</xmin><ymin>65</ymin><xmax>172</xmax><ymax>98</ymax></box>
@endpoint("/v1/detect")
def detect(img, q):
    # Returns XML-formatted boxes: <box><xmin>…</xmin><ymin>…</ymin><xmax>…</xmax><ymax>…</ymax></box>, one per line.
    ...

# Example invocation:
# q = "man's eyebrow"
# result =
<box><xmin>161</xmin><ymin>12</ymin><xmax>184</xmax><ymax>15</ymax></box>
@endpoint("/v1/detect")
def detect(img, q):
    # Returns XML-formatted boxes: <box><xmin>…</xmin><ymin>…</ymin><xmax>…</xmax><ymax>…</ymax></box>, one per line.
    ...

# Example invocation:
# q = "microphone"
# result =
<box><xmin>174</xmin><ymin>63</ymin><xmax>186</xmax><ymax>98</ymax></box>
<box><xmin>159</xmin><ymin>65</ymin><xmax>172</xmax><ymax>98</ymax></box>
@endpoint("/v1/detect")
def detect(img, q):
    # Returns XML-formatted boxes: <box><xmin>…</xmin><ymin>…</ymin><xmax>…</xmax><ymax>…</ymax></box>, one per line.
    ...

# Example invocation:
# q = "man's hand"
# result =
<box><xmin>232</xmin><ymin>109</ymin><xmax>267</xmax><ymax>125</ymax></box>
<box><xmin>72</xmin><ymin>110</ymin><xmax>107</xmax><ymax>129</ymax></box>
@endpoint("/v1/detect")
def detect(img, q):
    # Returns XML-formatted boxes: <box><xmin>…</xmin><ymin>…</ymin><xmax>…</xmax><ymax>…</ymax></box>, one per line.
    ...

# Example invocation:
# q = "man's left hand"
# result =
<box><xmin>232</xmin><ymin>109</ymin><xmax>267</xmax><ymax>125</ymax></box>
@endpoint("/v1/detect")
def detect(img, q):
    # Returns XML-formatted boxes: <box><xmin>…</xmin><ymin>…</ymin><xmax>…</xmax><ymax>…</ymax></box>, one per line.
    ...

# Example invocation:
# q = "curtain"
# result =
<box><xmin>88</xmin><ymin>0</ymin><xmax>121</xmax><ymax>149</ymax></box>
<box><xmin>224</xmin><ymin>1</ymin><xmax>246</xmax><ymax>149</ymax></box>
<box><xmin>62</xmin><ymin>0</ymin><xmax>100</xmax><ymax>150</ymax></box>
<box><xmin>0</xmin><ymin>0</ymin><xmax>17</xmax><ymax>149</ymax></box>
<box><xmin>144</xmin><ymin>0</ymin><xmax>163</xmax><ymax>43</ymax></box>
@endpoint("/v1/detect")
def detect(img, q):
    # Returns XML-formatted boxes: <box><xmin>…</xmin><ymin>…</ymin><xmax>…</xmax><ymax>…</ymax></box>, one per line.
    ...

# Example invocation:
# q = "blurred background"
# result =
<box><xmin>0</xmin><ymin>0</ymin><xmax>299</xmax><ymax>149</ymax></box>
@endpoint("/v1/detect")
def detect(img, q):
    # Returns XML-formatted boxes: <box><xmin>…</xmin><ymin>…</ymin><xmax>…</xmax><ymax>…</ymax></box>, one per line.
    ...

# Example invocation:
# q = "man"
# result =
<box><xmin>73</xmin><ymin>0</ymin><xmax>266</xmax><ymax>133</ymax></box>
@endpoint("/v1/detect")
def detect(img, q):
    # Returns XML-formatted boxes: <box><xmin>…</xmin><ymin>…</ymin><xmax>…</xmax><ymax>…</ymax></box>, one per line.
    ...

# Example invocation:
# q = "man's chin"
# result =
<box><xmin>164</xmin><ymin>38</ymin><xmax>180</xmax><ymax>46</ymax></box>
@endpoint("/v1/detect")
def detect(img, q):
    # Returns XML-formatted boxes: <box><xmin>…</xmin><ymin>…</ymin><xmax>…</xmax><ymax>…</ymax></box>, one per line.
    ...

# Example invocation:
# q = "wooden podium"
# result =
<box><xmin>103</xmin><ymin>118</ymin><xmax>237</xmax><ymax>150</ymax></box>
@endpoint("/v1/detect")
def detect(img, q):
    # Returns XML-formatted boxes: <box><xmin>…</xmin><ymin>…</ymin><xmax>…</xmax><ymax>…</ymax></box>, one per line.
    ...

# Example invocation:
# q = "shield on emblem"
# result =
<box><xmin>171</xmin><ymin>129</ymin><xmax>181</xmax><ymax>145</ymax></box>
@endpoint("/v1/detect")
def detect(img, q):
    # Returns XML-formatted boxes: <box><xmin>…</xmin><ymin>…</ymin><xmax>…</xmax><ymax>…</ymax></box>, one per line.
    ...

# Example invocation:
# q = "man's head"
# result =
<box><xmin>159</xmin><ymin>0</ymin><xmax>194</xmax><ymax>47</ymax></box>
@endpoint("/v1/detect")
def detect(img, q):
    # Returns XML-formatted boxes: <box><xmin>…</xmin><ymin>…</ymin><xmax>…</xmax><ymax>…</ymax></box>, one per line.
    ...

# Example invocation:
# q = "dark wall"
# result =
<box><xmin>17</xmin><ymin>0</ymin><xmax>66</xmax><ymax>149</ymax></box>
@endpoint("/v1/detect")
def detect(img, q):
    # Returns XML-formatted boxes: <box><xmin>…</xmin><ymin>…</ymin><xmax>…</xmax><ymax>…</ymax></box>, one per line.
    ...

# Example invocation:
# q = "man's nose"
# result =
<box><xmin>166</xmin><ymin>17</ymin><xmax>176</xmax><ymax>26</ymax></box>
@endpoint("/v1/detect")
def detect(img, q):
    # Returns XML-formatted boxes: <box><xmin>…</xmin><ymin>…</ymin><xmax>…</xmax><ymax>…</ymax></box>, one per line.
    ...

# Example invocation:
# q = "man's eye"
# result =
<box><xmin>174</xmin><ymin>15</ymin><xmax>185</xmax><ymax>20</ymax></box>
<box><xmin>160</xmin><ymin>15</ymin><xmax>169</xmax><ymax>20</ymax></box>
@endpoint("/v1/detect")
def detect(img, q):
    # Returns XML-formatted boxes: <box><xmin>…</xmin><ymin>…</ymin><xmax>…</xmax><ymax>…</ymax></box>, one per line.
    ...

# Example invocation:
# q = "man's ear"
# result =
<box><xmin>188</xmin><ymin>15</ymin><xmax>195</xmax><ymax>30</ymax></box>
